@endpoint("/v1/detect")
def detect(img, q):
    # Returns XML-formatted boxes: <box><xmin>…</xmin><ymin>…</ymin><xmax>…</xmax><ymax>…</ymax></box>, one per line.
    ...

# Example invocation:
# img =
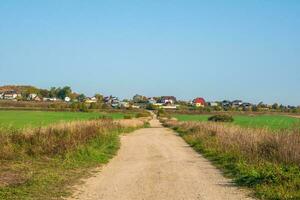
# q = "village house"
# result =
<box><xmin>0</xmin><ymin>93</ymin><xmax>4</xmax><ymax>99</ymax></box>
<box><xmin>160</xmin><ymin>96</ymin><xmax>177</xmax><ymax>105</ymax></box>
<box><xmin>90</xmin><ymin>96</ymin><xmax>97</xmax><ymax>102</ymax></box>
<box><xmin>104</xmin><ymin>96</ymin><xmax>120</xmax><ymax>108</ymax></box>
<box><xmin>84</xmin><ymin>97</ymin><xmax>97</xmax><ymax>104</ymax></box>
<box><xmin>34</xmin><ymin>96</ymin><xmax>41</xmax><ymax>101</ymax></box>
<box><xmin>3</xmin><ymin>90</ymin><xmax>20</xmax><ymax>100</ymax></box>
<box><xmin>221</xmin><ymin>100</ymin><xmax>231</xmax><ymax>108</ymax></box>
<box><xmin>208</xmin><ymin>102</ymin><xmax>219</xmax><ymax>107</ymax></box>
<box><xmin>147</xmin><ymin>97</ymin><xmax>157</xmax><ymax>104</ymax></box>
<box><xmin>104</xmin><ymin>96</ymin><xmax>118</xmax><ymax>104</ymax></box>
<box><xmin>242</xmin><ymin>102</ymin><xmax>252</xmax><ymax>109</ymax></box>
<box><xmin>119</xmin><ymin>101</ymin><xmax>130</xmax><ymax>108</ymax></box>
<box><xmin>43</xmin><ymin>97</ymin><xmax>57</xmax><ymax>102</ymax></box>
<box><xmin>64</xmin><ymin>97</ymin><xmax>71</xmax><ymax>102</ymax></box>
<box><xmin>111</xmin><ymin>102</ymin><xmax>119</xmax><ymax>108</ymax></box>
<box><xmin>27</xmin><ymin>93</ymin><xmax>41</xmax><ymax>101</ymax></box>
<box><xmin>27</xmin><ymin>93</ymin><xmax>37</xmax><ymax>100</ymax></box>
<box><xmin>192</xmin><ymin>97</ymin><xmax>206</xmax><ymax>107</ymax></box>
<box><xmin>232</xmin><ymin>100</ymin><xmax>243</xmax><ymax>107</ymax></box>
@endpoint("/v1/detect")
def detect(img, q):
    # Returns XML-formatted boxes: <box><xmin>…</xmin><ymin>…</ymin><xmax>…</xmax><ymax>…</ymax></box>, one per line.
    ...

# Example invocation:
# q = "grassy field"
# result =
<box><xmin>0</xmin><ymin>110</ymin><xmax>130</xmax><ymax>129</ymax></box>
<box><xmin>174</xmin><ymin>114</ymin><xmax>300</xmax><ymax>130</ymax></box>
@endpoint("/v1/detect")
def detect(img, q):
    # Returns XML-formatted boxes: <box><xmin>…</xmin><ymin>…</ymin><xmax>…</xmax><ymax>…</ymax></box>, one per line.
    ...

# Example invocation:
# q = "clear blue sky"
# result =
<box><xmin>0</xmin><ymin>1</ymin><xmax>299</xmax><ymax>105</ymax></box>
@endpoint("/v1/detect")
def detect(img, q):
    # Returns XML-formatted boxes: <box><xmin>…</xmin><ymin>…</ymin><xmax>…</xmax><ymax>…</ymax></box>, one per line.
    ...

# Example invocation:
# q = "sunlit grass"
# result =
<box><xmin>174</xmin><ymin>114</ymin><xmax>300</xmax><ymax>130</ymax></box>
<box><xmin>0</xmin><ymin>110</ymin><xmax>129</xmax><ymax>129</ymax></box>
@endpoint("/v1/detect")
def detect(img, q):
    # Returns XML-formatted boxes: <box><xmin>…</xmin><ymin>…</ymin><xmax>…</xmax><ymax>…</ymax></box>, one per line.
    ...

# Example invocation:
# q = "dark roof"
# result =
<box><xmin>161</xmin><ymin>96</ymin><xmax>176</xmax><ymax>100</ymax></box>
<box><xmin>4</xmin><ymin>90</ymin><xmax>17</xmax><ymax>95</ymax></box>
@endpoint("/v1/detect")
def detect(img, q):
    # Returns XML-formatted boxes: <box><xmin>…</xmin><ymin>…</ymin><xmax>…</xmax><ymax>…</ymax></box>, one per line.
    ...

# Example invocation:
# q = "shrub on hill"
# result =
<box><xmin>208</xmin><ymin>114</ymin><xmax>234</xmax><ymax>122</ymax></box>
<box><xmin>157</xmin><ymin>109</ymin><xmax>171</xmax><ymax>119</ymax></box>
<box><xmin>135</xmin><ymin>112</ymin><xmax>150</xmax><ymax>118</ymax></box>
<box><xmin>123</xmin><ymin>115</ymin><xmax>132</xmax><ymax>119</ymax></box>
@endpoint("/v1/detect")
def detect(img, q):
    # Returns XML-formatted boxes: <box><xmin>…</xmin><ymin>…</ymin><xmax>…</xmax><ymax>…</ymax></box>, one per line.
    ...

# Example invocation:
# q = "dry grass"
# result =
<box><xmin>0</xmin><ymin>119</ymin><xmax>121</xmax><ymax>160</ymax></box>
<box><xmin>0</xmin><ymin>117</ymin><xmax>149</xmax><ymax>161</ymax></box>
<box><xmin>165</xmin><ymin>120</ymin><xmax>300</xmax><ymax>165</ymax></box>
<box><xmin>0</xmin><ymin>118</ymin><xmax>148</xmax><ymax>199</ymax></box>
<box><xmin>0</xmin><ymin>117</ymin><xmax>149</xmax><ymax>160</ymax></box>
<box><xmin>163</xmin><ymin>120</ymin><xmax>300</xmax><ymax>199</ymax></box>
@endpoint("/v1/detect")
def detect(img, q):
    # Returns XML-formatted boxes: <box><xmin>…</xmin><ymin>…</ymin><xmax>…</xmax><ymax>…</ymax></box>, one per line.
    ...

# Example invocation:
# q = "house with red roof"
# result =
<box><xmin>192</xmin><ymin>97</ymin><xmax>206</xmax><ymax>107</ymax></box>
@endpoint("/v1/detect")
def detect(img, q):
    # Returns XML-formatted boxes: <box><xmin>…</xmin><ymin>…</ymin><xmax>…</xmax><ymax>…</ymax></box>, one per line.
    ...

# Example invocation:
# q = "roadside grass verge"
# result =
<box><xmin>0</xmin><ymin>119</ymin><xmax>146</xmax><ymax>199</ymax></box>
<box><xmin>163</xmin><ymin>120</ymin><xmax>300</xmax><ymax>200</ymax></box>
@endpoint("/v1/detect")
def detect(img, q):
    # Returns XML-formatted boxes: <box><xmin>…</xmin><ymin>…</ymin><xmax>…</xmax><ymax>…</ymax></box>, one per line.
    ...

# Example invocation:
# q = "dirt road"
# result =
<box><xmin>69</xmin><ymin>117</ymin><xmax>254</xmax><ymax>200</ymax></box>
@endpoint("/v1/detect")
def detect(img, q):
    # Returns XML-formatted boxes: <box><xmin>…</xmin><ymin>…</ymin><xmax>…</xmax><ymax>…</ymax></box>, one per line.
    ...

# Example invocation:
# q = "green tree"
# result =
<box><xmin>39</xmin><ymin>89</ymin><xmax>50</xmax><ymax>98</ymax></box>
<box><xmin>272</xmin><ymin>103</ymin><xmax>279</xmax><ymax>110</ymax></box>
<box><xmin>133</xmin><ymin>94</ymin><xmax>148</xmax><ymax>103</ymax></box>
<box><xmin>57</xmin><ymin>86</ymin><xmax>72</xmax><ymax>99</ymax></box>
<box><xmin>252</xmin><ymin>105</ymin><xmax>259</xmax><ymax>112</ymax></box>
<box><xmin>77</xmin><ymin>94</ymin><xmax>86</xmax><ymax>102</ymax></box>
<box><xmin>89</xmin><ymin>102</ymin><xmax>100</xmax><ymax>109</ymax></box>
<box><xmin>94</xmin><ymin>93</ymin><xmax>104</xmax><ymax>102</ymax></box>
<box><xmin>79</xmin><ymin>103</ymin><xmax>88</xmax><ymax>112</ymax></box>
<box><xmin>70</xmin><ymin>102</ymin><xmax>80</xmax><ymax>111</ymax></box>
<box><xmin>49</xmin><ymin>87</ymin><xmax>57</xmax><ymax>98</ymax></box>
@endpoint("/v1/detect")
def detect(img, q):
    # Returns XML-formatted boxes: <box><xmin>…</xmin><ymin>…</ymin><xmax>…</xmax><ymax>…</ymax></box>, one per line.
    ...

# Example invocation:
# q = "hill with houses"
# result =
<box><xmin>0</xmin><ymin>85</ymin><xmax>299</xmax><ymax>113</ymax></box>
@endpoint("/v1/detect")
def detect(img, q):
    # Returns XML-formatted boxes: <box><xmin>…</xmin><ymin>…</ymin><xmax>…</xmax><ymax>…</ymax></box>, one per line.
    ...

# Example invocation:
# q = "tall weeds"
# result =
<box><xmin>164</xmin><ymin>120</ymin><xmax>300</xmax><ymax>199</ymax></box>
<box><xmin>167</xmin><ymin>121</ymin><xmax>300</xmax><ymax>165</ymax></box>
<box><xmin>0</xmin><ymin>118</ymin><xmax>145</xmax><ymax>199</ymax></box>
<box><xmin>0</xmin><ymin>119</ymin><xmax>123</xmax><ymax>160</ymax></box>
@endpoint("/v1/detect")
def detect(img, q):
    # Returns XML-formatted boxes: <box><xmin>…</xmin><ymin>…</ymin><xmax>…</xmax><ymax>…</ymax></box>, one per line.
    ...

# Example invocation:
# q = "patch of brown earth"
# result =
<box><xmin>0</xmin><ymin>170</ymin><xmax>27</xmax><ymax>187</ymax></box>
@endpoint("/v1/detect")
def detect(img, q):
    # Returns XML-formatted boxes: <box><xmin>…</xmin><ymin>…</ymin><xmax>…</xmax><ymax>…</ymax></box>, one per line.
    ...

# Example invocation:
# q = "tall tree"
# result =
<box><xmin>77</xmin><ymin>94</ymin><xmax>86</xmax><ymax>102</ymax></box>
<box><xmin>94</xmin><ymin>93</ymin><xmax>104</xmax><ymax>102</ymax></box>
<box><xmin>39</xmin><ymin>89</ymin><xmax>50</xmax><ymax>97</ymax></box>
<box><xmin>49</xmin><ymin>87</ymin><xmax>57</xmax><ymax>98</ymax></box>
<box><xmin>57</xmin><ymin>86</ymin><xmax>72</xmax><ymax>99</ymax></box>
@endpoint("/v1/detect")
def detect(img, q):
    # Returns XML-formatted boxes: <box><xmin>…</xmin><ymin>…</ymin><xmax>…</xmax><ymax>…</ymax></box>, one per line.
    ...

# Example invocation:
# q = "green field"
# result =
<box><xmin>174</xmin><ymin>114</ymin><xmax>300</xmax><ymax>130</ymax></box>
<box><xmin>0</xmin><ymin>110</ymin><xmax>129</xmax><ymax>129</ymax></box>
